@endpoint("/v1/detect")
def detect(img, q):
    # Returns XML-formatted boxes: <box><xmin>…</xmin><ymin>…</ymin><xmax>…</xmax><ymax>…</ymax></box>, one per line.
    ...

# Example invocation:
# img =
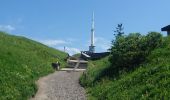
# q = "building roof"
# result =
<box><xmin>161</xmin><ymin>25</ymin><xmax>170</xmax><ymax>31</ymax></box>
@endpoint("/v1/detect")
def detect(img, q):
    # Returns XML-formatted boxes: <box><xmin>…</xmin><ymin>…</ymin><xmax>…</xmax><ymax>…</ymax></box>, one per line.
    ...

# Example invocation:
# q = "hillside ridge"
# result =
<box><xmin>0</xmin><ymin>31</ymin><xmax>67</xmax><ymax>100</ymax></box>
<box><xmin>80</xmin><ymin>33</ymin><xmax>170</xmax><ymax>99</ymax></box>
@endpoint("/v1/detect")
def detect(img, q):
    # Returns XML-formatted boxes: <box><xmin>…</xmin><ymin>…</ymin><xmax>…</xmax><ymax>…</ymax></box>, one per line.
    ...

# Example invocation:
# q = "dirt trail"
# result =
<box><xmin>31</xmin><ymin>71</ymin><xmax>86</xmax><ymax>100</ymax></box>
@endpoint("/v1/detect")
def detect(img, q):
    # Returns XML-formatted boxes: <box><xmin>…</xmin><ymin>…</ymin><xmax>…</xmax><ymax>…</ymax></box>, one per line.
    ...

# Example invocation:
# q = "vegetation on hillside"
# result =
<box><xmin>80</xmin><ymin>31</ymin><xmax>170</xmax><ymax>99</ymax></box>
<box><xmin>72</xmin><ymin>53</ymin><xmax>81</xmax><ymax>58</ymax></box>
<box><xmin>110</xmin><ymin>32</ymin><xmax>162</xmax><ymax>74</ymax></box>
<box><xmin>80</xmin><ymin>57</ymin><xmax>111</xmax><ymax>87</ymax></box>
<box><xmin>0</xmin><ymin>31</ymin><xmax>67</xmax><ymax>100</ymax></box>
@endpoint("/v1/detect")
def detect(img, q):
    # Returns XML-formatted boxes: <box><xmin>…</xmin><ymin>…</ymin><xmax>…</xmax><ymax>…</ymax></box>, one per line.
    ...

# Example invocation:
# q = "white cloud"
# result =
<box><xmin>40</xmin><ymin>38</ymin><xmax>78</xmax><ymax>46</ymax></box>
<box><xmin>87</xmin><ymin>37</ymin><xmax>111</xmax><ymax>52</ymax></box>
<box><xmin>57</xmin><ymin>46</ymin><xmax>81</xmax><ymax>55</ymax></box>
<box><xmin>0</xmin><ymin>25</ymin><xmax>15</xmax><ymax>32</ymax></box>
<box><xmin>66</xmin><ymin>47</ymin><xmax>81</xmax><ymax>54</ymax></box>
<box><xmin>40</xmin><ymin>39</ymin><xmax>67</xmax><ymax>46</ymax></box>
<box><xmin>39</xmin><ymin>39</ymin><xmax>81</xmax><ymax>55</ymax></box>
<box><xmin>95</xmin><ymin>37</ymin><xmax>111</xmax><ymax>51</ymax></box>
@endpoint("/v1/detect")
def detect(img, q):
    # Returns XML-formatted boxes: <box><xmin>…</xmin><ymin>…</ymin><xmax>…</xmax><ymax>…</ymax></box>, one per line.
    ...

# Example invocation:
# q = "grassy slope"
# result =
<box><xmin>80</xmin><ymin>57</ymin><xmax>111</xmax><ymax>87</ymax></box>
<box><xmin>0</xmin><ymin>32</ymin><xmax>67</xmax><ymax>100</ymax></box>
<box><xmin>80</xmin><ymin>38</ymin><xmax>170</xmax><ymax>100</ymax></box>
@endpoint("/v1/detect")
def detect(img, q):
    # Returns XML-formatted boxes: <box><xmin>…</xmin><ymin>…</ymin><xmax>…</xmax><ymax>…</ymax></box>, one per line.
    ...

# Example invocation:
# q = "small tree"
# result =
<box><xmin>114</xmin><ymin>23</ymin><xmax>124</xmax><ymax>38</ymax></box>
<box><xmin>111</xmin><ymin>23</ymin><xmax>125</xmax><ymax>49</ymax></box>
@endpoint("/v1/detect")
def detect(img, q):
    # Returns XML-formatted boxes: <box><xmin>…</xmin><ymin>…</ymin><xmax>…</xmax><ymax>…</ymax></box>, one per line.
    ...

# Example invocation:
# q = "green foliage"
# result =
<box><xmin>0</xmin><ymin>31</ymin><xmax>67</xmax><ymax>100</ymax></box>
<box><xmin>72</xmin><ymin>53</ymin><xmax>81</xmax><ymax>58</ymax></box>
<box><xmin>85</xmin><ymin>38</ymin><xmax>170</xmax><ymax>99</ymax></box>
<box><xmin>110</xmin><ymin>32</ymin><xmax>162</xmax><ymax>71</ymax></box>
<box><xmin>80</xmin><ymin>32</ymin><xmax>170</xmax><ymax>99</ymax></box>
<box><xmin>114</xmin><ymin>23</ymin><xmax>124</xmax><ymax>38</ymax></box>
<box><xmin>80</xmin><ymin>57</ymin><xmax>110</xmax><ymax>87</ymax></box>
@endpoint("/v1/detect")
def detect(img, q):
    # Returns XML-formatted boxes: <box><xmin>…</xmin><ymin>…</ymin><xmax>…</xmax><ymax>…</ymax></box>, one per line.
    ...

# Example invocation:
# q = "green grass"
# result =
<box><xmin>80</xmin><ymin>37</ymin><xmax>170</xmax><ymax>99</ymax></box>
<box><xmin>72</xmin><ymin>53</ymin><xmax>81</xmax><ymax>58</ymax></box>
<box><xmin>80</xmin><ymin>56</ymin><xmax>111</xmax><ymax>87</ymax></box>
<box><xmin>0</xmin><ymin>31</ymin><xmax>67</xmax><ymax>100</ymax></box>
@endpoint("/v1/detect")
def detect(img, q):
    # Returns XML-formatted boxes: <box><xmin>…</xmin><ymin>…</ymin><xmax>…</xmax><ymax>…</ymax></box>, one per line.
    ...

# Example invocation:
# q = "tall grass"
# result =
<box><xmin>80</xmin><ymin>56</ymin><xmax>111</xmax><ymax>87</ymax></box>
<box><xmin>0</xmin><ymin>31</ymin><xmax>67</xmax><ymax>100</ymax></box>
<box><xmin>80</xmin><ymin>37</ymin><xmax>170</xmax><ymax>99</ymax></box>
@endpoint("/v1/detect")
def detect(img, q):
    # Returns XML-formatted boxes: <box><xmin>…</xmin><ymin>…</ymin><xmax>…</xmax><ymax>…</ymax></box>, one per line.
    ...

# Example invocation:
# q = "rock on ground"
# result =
<box><xmin>31</xmin><ymin>71</ymin><xmax>86</xmax><ymax>100</ymax></box>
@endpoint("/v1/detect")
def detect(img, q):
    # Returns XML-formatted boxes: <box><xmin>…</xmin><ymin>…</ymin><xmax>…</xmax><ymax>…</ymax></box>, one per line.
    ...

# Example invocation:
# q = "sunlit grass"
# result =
<box><xmin>0</xmin><ymin>31</ymin><xmax>67</xmax><ymax>100</ymax></box>
<box><xmin>80</xmin><ymin>37</ymin><xmax>170</xmax><ymax>99</ymax></box>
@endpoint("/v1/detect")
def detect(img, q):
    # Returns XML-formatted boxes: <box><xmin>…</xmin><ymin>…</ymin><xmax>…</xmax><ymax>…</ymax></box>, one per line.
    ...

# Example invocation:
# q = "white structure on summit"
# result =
<box><xmin>81</xmin><ymin>12</ymin><xmax>110</xmax><ymax>60</ymax></box>
<box><xmin>89</xmin><ymin>12</ymin><xmax>95</xmax><ymax>53</ymax></box>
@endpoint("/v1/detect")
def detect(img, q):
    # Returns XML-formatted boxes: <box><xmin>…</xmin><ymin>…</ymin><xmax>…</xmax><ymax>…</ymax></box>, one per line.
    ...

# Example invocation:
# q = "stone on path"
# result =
<box><xmin>31</xmin><ymin>71</ymin><xmax>86</xmax><ymax>100</ymax></box>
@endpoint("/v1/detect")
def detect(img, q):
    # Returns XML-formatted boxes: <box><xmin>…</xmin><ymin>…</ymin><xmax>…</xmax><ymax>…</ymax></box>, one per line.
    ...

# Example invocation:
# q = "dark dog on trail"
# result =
<box><xmin>51</xmin><ymin>62</ymin><xmax>60</xmax><ymax>70</ymax></box>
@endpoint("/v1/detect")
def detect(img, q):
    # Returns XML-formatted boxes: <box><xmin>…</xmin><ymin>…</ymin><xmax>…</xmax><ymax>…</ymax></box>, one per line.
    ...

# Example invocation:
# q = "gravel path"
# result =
<box><xmin>31</xmin><ymin>71</ymin><xmax>86</xmax><ymax>100</ymax></box>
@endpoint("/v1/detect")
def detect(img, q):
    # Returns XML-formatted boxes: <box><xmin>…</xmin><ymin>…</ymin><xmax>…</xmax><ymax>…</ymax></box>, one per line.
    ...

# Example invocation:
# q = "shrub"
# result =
<box><xmin>109</xmin><ymin>32</ymin><xmax>162</xmax><ymax>71</ymax></box>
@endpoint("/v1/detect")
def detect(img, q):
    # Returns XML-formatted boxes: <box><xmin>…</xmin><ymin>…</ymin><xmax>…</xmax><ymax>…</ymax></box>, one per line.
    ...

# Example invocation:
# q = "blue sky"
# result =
<box><xmin>0</xmin><ymin>0</ymin><xmax>170</xmax><ymax>55</ymax></box>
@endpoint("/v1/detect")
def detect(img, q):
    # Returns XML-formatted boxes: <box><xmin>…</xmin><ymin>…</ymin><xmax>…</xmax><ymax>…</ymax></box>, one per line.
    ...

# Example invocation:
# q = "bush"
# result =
<box><xmin>109</xmin><ymin>32</ymin><xmax>162</xmax><ymax>71</ymax></box>
<box><xmin>80</xmin><ymin>32</ymin><xmax>169</xmax><ymax>99</ymax></box>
